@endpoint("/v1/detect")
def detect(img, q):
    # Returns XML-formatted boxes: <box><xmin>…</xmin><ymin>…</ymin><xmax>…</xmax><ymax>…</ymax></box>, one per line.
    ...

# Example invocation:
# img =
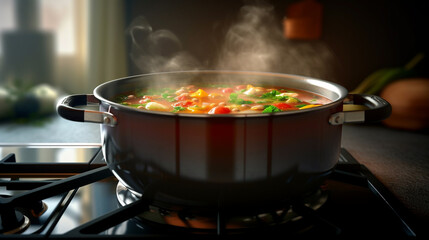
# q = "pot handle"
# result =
<box><xmin>57</xmin><ymin>94</ymin><xmax>117</xmax><ymax>127</ymax></box>
<box><xmin>329</xmin><ymin>94</ymin><xmax>391</xmax><ymax>125</ymax></box>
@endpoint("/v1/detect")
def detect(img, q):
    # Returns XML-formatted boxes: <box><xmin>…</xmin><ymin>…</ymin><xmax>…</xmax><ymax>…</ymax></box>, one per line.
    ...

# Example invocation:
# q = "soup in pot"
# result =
<box><xmin>113</xmin><ymin>84</ymin><xmax>331</xmax><ymax>114</ymax></box>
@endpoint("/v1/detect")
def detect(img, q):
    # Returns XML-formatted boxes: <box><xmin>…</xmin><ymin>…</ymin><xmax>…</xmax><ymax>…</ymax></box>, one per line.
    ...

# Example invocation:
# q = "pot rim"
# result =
<box><xmin>93</xmin><ymin>70</ymin><xmax>348</xmax><ymax>118</ymax></box>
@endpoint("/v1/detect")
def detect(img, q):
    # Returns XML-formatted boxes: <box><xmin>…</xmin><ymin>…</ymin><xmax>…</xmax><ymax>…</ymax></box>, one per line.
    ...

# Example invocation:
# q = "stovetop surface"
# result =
<box><xmin>0</xmin><ymin>145</ymin><xmax>419</xmax><ymax>238</ymax></box>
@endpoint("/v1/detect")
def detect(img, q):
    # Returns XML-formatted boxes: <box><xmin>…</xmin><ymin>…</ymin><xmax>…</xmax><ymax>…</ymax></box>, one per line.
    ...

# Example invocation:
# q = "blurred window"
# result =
<box><xmin>0</xmin><ymin>0</ymin><xmax>16</xmax><ymax>55</ymax></box>
<box><xmin>0</xmin><ymin>0</ymin><xmax>126</xmax><ymax>94</ymax></box>
<box><xmin>0</xmin><ymin>0</ymin><xmax>77</xmax><ymax>56</ymax></box>
<box><xmin>40</xmin><ymin>0</ymin><xmax>76</xmax><ymax>55</ymax></box>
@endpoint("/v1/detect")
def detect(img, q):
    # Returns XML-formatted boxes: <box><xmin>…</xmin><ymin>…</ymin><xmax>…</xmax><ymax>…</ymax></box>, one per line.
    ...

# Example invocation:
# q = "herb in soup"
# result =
<box><xmin>114</xmin><ymin>84</ymin><xmax>331</xmax><ymax>114</ymax></box>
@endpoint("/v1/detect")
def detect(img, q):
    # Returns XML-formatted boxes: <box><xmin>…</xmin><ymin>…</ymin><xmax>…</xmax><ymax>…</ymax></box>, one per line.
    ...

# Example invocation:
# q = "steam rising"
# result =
<box><xmin>215</xmin><ymin>4</ymin><xmax>286</xmax><ymax>72</ymax></box>
<box><xmin>128</xmin><ymin>3</ymin><xmax>336</xmax><ymax>81</ymax></box>
<box><xmin>127</xmin><ymin>16</ymin><xmax>201</xmax><ymax>73</ymax></box>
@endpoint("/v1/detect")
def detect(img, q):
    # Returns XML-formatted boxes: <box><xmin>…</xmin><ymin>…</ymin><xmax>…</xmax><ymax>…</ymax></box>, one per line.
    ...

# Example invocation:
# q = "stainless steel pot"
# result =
<box><xmin>57</xmin><ymin>70</ymin><xmax>391</xmax><ymax>207</ymax></box>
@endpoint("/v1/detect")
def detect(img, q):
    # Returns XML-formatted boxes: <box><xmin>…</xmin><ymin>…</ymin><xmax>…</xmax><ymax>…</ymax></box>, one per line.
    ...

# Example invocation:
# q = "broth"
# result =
<box><xmin>113</xmin><ymin>84</ymin><xmax>331</xmax><ymax>114</ymax></box>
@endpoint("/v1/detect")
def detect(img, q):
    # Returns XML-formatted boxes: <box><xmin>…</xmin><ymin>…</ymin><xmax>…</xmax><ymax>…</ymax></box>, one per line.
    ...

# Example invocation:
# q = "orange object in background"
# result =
<box><xmin>380</xmin><ymin>78</ymin><xmax>429</xmax><ymax>131</ymax></box>
<box><xmin>283</xmin><ymin>0</ymin><xmax>323</xmax><ymax>40</ymax></box>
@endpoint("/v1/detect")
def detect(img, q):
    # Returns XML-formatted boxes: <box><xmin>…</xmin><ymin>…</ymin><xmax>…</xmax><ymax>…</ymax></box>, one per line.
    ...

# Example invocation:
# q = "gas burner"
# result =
<box><xmin>116</xmin><ymin>181</ymin><xmax>328</xmax><ymax>233</ymax></box>
<box><xmin>0</xmin><ymin>146</ymin><xmax>420</xmax><ymax>237</ymax></box>
<box><xmin>0</xmin><ymin>194</ymin><xmax>48</xmax><ymax>235</ymax></box>
<box><xmin>18</xmin><ymin>200</ymin><xmax>48</xmax><ymax>218</ymax></box>
<box><xmin>0</xmin><ymin>210</ymin><xmax>30</xmax><ymax>235</ymax></box>
<box><xmin>0</xmin><ymin>195</ymin><xmax>31</xmax><ymax>235</ymax></box>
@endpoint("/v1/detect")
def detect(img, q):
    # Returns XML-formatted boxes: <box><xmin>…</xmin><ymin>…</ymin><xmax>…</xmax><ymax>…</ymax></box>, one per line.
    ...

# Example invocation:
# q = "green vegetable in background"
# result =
<box><xmin>0</xmin><ymin>79</ymin><xmax>60</xmax><ymax>121</ymax></box>
<box><xmin>0</xmin><ymin>87</ymin><xmax>15</xmax><ymax>119</ymax></box>
<box><xmin>351</xmin><ymin>53</ymin><xmax>424</xmax><ymax>95</ymax></box>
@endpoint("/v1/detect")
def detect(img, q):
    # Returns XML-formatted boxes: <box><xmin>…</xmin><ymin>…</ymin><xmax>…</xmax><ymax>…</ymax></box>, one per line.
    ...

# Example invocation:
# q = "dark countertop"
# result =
<box><xmin>1</xmin><ymin>115</ymin><xmax>428</xmax><ymax>233</ymax></box>
<box><xmin>341</xmin><ymin>123</ymin><xmax>429</xmax><ymax>233</ymax></box>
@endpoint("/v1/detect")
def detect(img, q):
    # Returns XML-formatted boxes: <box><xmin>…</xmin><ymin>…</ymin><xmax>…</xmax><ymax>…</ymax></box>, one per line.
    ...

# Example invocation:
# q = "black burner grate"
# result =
<box><xmin>0</xmin><ymin>147</ymin><xmax>419</xmax><ymax>238</ymax></box>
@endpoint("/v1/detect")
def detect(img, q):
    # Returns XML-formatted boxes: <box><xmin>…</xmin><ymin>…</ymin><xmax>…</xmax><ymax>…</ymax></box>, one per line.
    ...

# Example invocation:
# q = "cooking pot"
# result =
<box><xmin>57</xmin><ymin>70</ymin><xmax>391</xmax><ymax>208</ymax></box>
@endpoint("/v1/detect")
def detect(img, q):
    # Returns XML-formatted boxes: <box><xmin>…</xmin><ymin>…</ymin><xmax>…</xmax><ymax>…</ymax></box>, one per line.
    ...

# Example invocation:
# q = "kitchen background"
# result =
<box><xmin>0</xmin><ymin>0</ymin><xmax>428</xmax><ymax>131</ymax></box>
<box><xmin>0</xmin><ymin>0</ymin><xmax>429</xmax><ymax>235</ymax></box>
<box><xmin>0</xmin><ymin>0</ymin><xmax>428</xmax><ymax>139</ymax></box>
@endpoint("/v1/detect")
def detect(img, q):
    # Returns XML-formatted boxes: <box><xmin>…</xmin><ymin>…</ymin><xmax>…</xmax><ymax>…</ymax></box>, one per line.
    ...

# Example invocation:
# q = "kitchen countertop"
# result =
<box><xmin>0</xmin><ymin>115</ymin><xmax>101</xmax><ymax>144</ymax></box>
<box><xmin>0</xmin><ymin>115</ymin><xmax>428</xmax><ymax>234</ymax></box>
<box><xmin>341</xmin><ymin>123</ymin><xmax>429</xmax><ymax>235</ymax></box>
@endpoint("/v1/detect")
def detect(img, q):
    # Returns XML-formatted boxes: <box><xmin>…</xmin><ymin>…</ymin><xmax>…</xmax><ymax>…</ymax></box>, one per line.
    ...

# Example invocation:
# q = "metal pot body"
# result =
<box><xmin>58</xmin><ymin>71</ymin><xmax>390</xmax><ymax>207</ymax></box>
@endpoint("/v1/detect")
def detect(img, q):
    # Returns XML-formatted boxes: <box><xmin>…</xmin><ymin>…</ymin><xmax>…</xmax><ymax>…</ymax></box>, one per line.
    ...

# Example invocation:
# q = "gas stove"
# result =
<box><xmin>0</xmin><ymin>144</ymin><xmax>419</xmax><ymax>238</ymax></box>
